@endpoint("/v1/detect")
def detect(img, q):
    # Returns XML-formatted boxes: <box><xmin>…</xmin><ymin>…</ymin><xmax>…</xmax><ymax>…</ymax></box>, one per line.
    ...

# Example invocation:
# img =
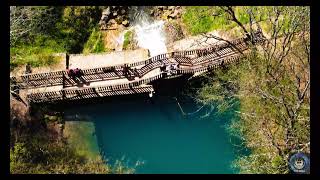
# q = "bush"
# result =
<box><xmin>123</xmin><ymin>30</ymin><xmax>133</xmax><ymax>50</ymax></box>
<box><xmin>58</xmin><ymin>6</ymin><xmax>103</xmax><ymax>53</ymax></box>
<box><xmin>83</xmin><ymin>28</ymin><xmax>106</xmax><ymax>54</ymax></box>
<box><xmin>10</xmin><ymin>128</ymin><xmax>111</xmax><ymax>174</ymax></box>
<box><xmin>10</xmin><ymin>45</ymin><xmax>62</xmax><ymax>70</ymax></box>
<box><xmin>181</xmin><ymin>6</ymin><xmax>252</xmax><ymax>35</ymax></box>
<box><xmin>182</xmin><ymin>6</ymin><xmax>216</xmax><ymax>35</ymax></box>
<box><xmin>10</xmin><ymin>6</ymin><xmax>104</xmax><ymax>71</ymax></box>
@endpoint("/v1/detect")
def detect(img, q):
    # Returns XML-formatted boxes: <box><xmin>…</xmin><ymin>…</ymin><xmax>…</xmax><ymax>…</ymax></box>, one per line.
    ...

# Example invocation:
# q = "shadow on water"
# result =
<box><xmin>50</xmin><ymin>75</ymin><xmax>248</xmax><ymax>174</ymax></box>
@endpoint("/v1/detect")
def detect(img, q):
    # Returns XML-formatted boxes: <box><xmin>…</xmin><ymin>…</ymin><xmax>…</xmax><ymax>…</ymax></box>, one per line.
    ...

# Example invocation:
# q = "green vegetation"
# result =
<box><xmin>64</xmin><ymin>121</ymin><xmax>100</xmax><ymax>159</ymax></box>
<box><xmin>10</xmin><ymin>103</ymin><xmax>137</xmax><ymax>174</ymax></box>
<box><xmin>10</xmin><ymin>131</ymin><xmax>137</xmax><ymax>174</ymax></box>
<box><xmin>44</xmin><ymin>114</ymin><xmax>63</xmax><ymax>124</ymax></box>
<box><xmin>83</xmin><ymin>27</ymin><xmax>106</xmax><ymax>54</ymax></box>
<box><xmin>182</xmin><ymin>6</ymin><xmax>250</xmax><ymax>35</ymax></box>
<box><xmin>10</xmin><ymin>136</ymin><xmax>110</xmax><ymax>174</ymax></box>
<box><xmin>181</xmin><ymin>6</ymin><xmax>216</xmax><ymax>35</ymax></box>
<box><xmin>10</xmin><ymin>40</ymin><xmax>64</xmax><ymax>70</ymax></box>
<box><xmin>10</xmin><ymin>6</ymin><xmax>104</xmax><ymax>70</ymax></box>
<box><xmin>123</xmin><ymin>30</ymin><xmax>134</xmax><ymax>50</ymax></box>
<box><xmin>195</xmin><ymin>6</ymin><xmax>310</xmax><ymax>174</ymax></box>
<box><xmin>10</xmin><ymin>6</ymin><xmax>310</xmax><ymax>174</ymax></box>
<box><xmin>9</xmin><ymin>6</ymin><xmax>139</xmax><ymax>174</ymax></box>
<box><xmin>55</xmin><ymin>6</ymin><xmax>103</xmax><ymax>53</ymax></box>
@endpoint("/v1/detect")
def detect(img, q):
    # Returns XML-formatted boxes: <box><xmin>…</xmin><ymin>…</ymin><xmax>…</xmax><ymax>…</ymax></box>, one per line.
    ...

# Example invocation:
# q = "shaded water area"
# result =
<box><xmin>61</xmin><ymin>77</ymin><xmax>246</xmax><ymax>174</ymax></box>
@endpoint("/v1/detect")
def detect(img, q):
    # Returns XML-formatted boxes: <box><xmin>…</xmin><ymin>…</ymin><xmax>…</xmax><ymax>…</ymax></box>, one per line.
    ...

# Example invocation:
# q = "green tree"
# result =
<box><xmin>196</xmin><ymin>6</ymin><xmax>310</xmax><ymax>174</ymax></box>
<box><xmin>10</xmin><ymin>99</ymin><xmax>137</xmax><ymax>174</ymax></box>
<box><xmin>57</xmin><ymin>6</ymin><xmax>103</xmax><ymax>53</ymax></box>
<box><xmin>10</xmin><ymin>6</ymin><xmax>62</xmax><ymax>46</ymax></box>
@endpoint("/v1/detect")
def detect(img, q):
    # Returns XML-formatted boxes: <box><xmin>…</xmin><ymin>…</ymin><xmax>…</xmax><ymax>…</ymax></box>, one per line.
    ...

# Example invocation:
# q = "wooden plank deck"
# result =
<box><xmin>13</xmin><ymin>31</ymin><xmax>266</xmax><ymax>103</ymax></box>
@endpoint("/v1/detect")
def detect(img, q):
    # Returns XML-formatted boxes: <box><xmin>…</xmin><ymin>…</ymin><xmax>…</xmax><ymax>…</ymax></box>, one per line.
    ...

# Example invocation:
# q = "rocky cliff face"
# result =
<box><xmin>99</xmin><ymin>6</ymin><xmax>130</xmax><ymax>30</ymax></box>
<box><xmin>99</xmin><ymin>6</ymin><xmax>183</xmax><ymax>30</ymax></box>
<box><xmin>98</xmin><ymin>6</ymin><xmax>186</xmax><ymax>52</ymax></box>
<box><xmin>98</xmin><ymin>7</ymin><xmax>130</xmax><ymax>51</ymax></box>
<box><xmin>149</xmin><ymin>6</ymin><xmax>183</xmax><ymax>20</ymax></box>
<box><xmin>164</xmin><ymin>21</ymin><xmax>185</xmax><ymax>45</ymax></box>
<box><xmin>149</xmin><ymin>6</ymin><xmax>185</xmax><ymax>46</ymax></box>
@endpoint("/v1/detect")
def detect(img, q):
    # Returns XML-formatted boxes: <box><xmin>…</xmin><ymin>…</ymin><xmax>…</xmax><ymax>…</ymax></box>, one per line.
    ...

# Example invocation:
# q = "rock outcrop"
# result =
<box><xmin>149</xmin><ymin>6</ymin><xmax>183</xmax><ymax>20</ymax></box>
<box><xmin>164</xmin><ymin>21</ymin><xmax>185</xmax><ymax>45</ymax></box>
<box><xmin>99</xmin><ymin>6</ymin><xmax>130</xmax><ymax>30</ymax></box>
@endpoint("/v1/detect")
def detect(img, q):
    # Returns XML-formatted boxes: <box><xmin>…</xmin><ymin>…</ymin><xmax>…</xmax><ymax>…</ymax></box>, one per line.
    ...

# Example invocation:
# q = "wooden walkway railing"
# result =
<box><xmin>177</xmin><ymin>53</ymin><xmax>245</xmax><ymax>74</ymax></box>
<box><xmin>26</xmin><ymin>52</ymin><xmax>246</xmax><ymax>104</ymax></box>
<box><xmin>27</xmin><ymin>74</ymin><xmax>163</xmax><ymax>103</ymax></box>
<box><xmin>27</xmin><ymin>85</ymin><xmax>155</xmax><ymax>103</ymax></box>
<box><xmin>13</xmin><ymin>33</ymin><xmax>262</xmax><ymax>89</ymax></box>
<box><xmin>17</xmin><ymin>31</ymin><xmax>266</xmax><ymax>103</ymax></box>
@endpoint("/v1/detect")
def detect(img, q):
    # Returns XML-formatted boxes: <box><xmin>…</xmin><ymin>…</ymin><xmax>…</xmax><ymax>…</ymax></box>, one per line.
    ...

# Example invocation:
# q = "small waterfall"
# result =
<box><xmin>129</xmin><ymin>7</ymin><xmax>168</xmax><ymax>56</ymax></box>
<box><xmin>115</xmin><ymin>30</ymin><xmax>127</xmax><ymax>51</ymax></box>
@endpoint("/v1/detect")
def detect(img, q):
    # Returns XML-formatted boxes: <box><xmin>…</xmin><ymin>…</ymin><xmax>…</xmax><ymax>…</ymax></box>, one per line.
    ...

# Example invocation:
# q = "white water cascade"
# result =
<box><xmin>134</xmin><ymin>20</ymin><xmax>167</xmax><ymax>56</ymax></box>
<box><xmin>115</xmin><ymin>30</ymin><xmax>128</xmax><ymax>51</ymax></box>
<box><xmin>118</xmin><ymin>7</ymin><xmax>167</xmax><ymax>56</ymax></box>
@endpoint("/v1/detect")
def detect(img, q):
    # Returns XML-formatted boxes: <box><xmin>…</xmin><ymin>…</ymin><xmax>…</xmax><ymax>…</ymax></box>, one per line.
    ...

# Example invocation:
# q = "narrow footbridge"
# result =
<box><xmin>11</xmin><ymin>31</ymin><xmax>266</xmax><ymax>104</ymax></box>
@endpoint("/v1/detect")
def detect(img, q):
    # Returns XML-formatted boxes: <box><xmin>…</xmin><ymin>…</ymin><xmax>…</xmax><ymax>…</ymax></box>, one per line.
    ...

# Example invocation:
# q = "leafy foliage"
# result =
<box><xmin>10</xmin><ymin>138</ymin><xmax>111</xmax><ymax>174</ymax></box>
<box><xmin>83</xmin><ymin>27</ymin><xmax>106</xmax><ymax>54</ymax></box>
<box><xmin>10</xmin><ymin>36</ymin><xmax>64</xmax><ymax>70</ymax></box>
<box><xmin>57</xmin><ymin>6</ymin><xmax>103</xmax><ymax>53</ymax></box>
<box><xmin>195</xmin><ymin>6</ymin><xmax>310</xmax><ymax>174</ymax></box>
<box><xmin>181</xmin><ymin>6</ymin><xmax>250</xmax><ymax>35</ymax></box>
<box><xmin>123</xmin><ymin>30</ymin><xmax>133</xmax><ymax>50</ymax></box>
<box><xmin>10</xmin><ymin>99</ymin><xmax>137</xmax><ymax>174</ymax></box>
<box><xmin>10</xmin><ymin>6</ymin><xmax>104</xmax><ymax>70</ymax></box>
<box><xmin>10</xmin><ymin>6</ymin><xmax>62</xmax><ymax>46</ymax></box>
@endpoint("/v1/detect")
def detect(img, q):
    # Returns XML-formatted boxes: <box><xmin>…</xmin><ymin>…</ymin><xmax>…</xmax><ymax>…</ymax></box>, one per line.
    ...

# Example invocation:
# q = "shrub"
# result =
<box><xmin>181</xmin><ymin>6</ymin><xmax>253</xmax><ymax>35</ymax></box>
<box><xmin>83</xmin><ymin>28</ymin><xmax>106</xmax><ymax>54</ymax></box>
<box><xmin>182</xmin><ymin>6</ymin><xmax>216</xmax><ymax>35</ymax></box>
<box><xmin>123</xmin><ymin>30</ymin><xmax>133</xmax><ymax>50</ymax></box>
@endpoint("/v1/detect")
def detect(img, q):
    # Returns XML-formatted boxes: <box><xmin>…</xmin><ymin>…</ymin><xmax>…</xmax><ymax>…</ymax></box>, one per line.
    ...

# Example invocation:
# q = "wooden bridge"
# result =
<box><xmin>10</xmin><ymin>31</ymin><xmax>266</xmax><ymax>104</ymax></box>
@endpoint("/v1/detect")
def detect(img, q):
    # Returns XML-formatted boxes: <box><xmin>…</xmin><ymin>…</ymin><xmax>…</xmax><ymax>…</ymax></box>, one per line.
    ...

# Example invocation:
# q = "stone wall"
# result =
<box><xmin>69</xmin><ymin>49</ymin><xmax>149</xmax><ymax>69</ymax></box>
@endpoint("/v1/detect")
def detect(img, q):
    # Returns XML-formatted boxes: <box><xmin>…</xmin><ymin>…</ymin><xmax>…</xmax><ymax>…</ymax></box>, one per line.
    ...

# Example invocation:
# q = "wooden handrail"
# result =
<box><xmin>22</xmin><ymin>33</ymin><xmax>266</xmax><ymax>103</ymax></box>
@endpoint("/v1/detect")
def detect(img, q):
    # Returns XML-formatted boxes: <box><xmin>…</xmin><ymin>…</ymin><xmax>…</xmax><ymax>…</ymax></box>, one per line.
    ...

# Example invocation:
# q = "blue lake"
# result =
<box><xmin>64</xmin><ymin>90</ymin><xmax>243</xmax><ymax>174</ymax></box>
<box><xmin>65</xmin><ymin>79</ymin><xmax>247</xmax><ymax>174</ymax></box>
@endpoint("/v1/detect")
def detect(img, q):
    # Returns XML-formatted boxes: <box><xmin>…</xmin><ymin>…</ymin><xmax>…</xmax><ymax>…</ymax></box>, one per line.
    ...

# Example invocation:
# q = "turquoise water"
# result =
<box><xmin>63</xmin><ymin>78</ymin><xmax>244</xmax><ymax>174</ymax></box>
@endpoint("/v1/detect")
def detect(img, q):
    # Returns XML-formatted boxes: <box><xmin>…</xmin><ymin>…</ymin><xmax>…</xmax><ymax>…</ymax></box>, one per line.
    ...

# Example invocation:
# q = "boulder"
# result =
<box><xmin>162</xmin><ymin>10</ymin><xmax>171</xmax><ymax>19</ymax></box>
<box><xmin>121</xmin><ymin>9</ymin><xmax>126</xmax><ymax>14</ymax></box>
<box><xmin>164</xmin><ymin>22</ymin><xmax>185</xmax><ymax>45</ymax></box>
<box><xmin>109</xmin><ymin>19</ymin><xmax>117</xmax><ymax>24</ymax></box>
<box><xmin>115</xmin><ymin>16</ymin><xmax>124</xmax><ymax>24</ymax></box>
<box><xmin>102</xmin><ymin>7</ymin><xmax>111</xmax><ymax>16</ymax></box>
<box><xmin>122</xmin><ymin>20</ymin><xmax>129</xmax><ymax>27</ymax></box>
<box><xmin>107</xmin><ymin>19</ymin><xmax>118</xmax><ymax>29</ymax></box>
<box><xmin>169</xmin><ymin>9</ymin><xmax>179</xmax><ymax>19</ymax></box>
<box><xmin>168</xmin><ymin>6</ymin><xmax>175</xmax><ymax>10</ymax></box>
<box><xmin>149</xmin><ymin>9</ymin><xmax>155</xmax><ymax>15</ymax></box>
